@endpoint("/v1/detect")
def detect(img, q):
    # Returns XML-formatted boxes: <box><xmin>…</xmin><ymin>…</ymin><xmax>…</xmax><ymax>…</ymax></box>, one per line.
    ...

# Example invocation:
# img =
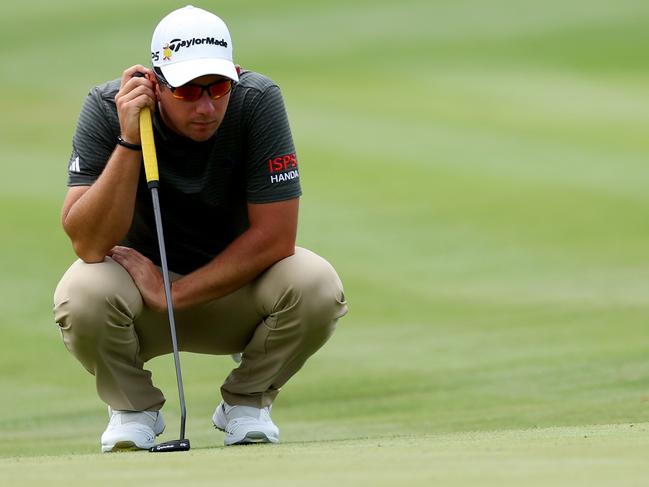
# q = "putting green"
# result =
<box><xmin>3</xmin><ymin>423</ymin><xmax>649</xmax><ymax>486</ymax></box>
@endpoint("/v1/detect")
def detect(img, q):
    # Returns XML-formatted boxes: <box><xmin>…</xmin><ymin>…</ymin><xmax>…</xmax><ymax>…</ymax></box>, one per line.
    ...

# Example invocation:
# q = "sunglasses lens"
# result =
<box><xmin>173</xmin><ymin>85</ymin><xmax>203</xmax><ymax>101</ymax></box>
<box><xmin>171</xmin><ymin>79</ymin><xmax>233</xmax><ymax>101</ymax></box>
<box><xmin>208</xmin><ymin>80</ymin><xmax>232</xmax><ymax>99</ymax></box>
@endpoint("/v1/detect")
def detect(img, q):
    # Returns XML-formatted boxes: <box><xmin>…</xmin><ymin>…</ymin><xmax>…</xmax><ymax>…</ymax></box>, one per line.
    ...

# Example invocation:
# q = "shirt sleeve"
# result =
<box><xmin>244</xmin><ymin>85</ymin><xmax>302</xmax><ymax>203</ymax></box>
<box><xmin>67</xmin><ymin>86</ymin><xmax>119</xmax><ymax>186</ymax></box>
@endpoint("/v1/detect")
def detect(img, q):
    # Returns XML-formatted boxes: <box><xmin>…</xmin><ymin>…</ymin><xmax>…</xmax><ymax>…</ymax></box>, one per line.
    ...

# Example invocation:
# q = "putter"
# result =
<box><xmin>139</xmin><ymin>102</ymin><xmax>191</xmax><ymax>452</ymax></box>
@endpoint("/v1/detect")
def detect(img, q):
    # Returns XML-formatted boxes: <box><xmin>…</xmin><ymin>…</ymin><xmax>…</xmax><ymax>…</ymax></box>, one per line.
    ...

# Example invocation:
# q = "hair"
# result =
<box><xmin>153</xmin><ymin>67</ymin><xmax>172</xmax><ymax>89</ymax></box>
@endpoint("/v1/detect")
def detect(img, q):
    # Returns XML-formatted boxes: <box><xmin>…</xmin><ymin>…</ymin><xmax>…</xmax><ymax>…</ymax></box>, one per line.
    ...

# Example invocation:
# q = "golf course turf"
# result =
<box><xmin>1</xmin><ymin>0</ymin><xmax>648</xmax><ymax>485</ymax></box>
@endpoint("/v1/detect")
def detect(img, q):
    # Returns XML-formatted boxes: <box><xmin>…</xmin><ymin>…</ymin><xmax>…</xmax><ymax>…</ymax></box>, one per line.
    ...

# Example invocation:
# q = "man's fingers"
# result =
<box><xmin>115</xmin><ymin>66</ymin><xmax>157</xmax><ymax>142</ymax></box>
<box><xmin>120</xmin><ymin>82</ymin><xmax>155</xmax><ymax>100</ymax></box>
<box><xmin>108</xmin><ymin>245</ymin><xmax>130</xmax><ymax>257</ymax></box>
<box><xmin>112</xmin><ymin>247</ymin><xmax>133</xmax><ymax>258</ymax></box>
<box><xmin>110</xmin><ymin>246</ymin><xmax>137</xmax><ymax>263</ymax></box>
<box><xmin>108</xmin><ymin>245</ymin><xmax>127</xmax><ymax>254</ymax></box>
<box><xmin>116</xmin><ymin>81</ymin><xmax>156</xmax><ymax>110</ymax></box>
<box><xmin>108</xmin><ymin>250</ymin><xmax>129</xmax><ymax>267</ymax></box>
<box><xmin>110</xmin><ymin>247</ymin><xmax>156</xmax><ymax>271</ymax></box>
<box><xmin>120</xmin><ymin>65</ymin><xmax>152</xmax><ymax>86</ymax></box>
<box><xmin>108</xmin><ymin>246</ymin><xmax>165</xmax><ymax>312</ymax></box>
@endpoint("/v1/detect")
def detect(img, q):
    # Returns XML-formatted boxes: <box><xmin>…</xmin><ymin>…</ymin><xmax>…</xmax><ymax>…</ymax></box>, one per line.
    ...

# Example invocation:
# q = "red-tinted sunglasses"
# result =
<box><xmin>156</xmin><ymin>72</ymin><xmax>233</xmax><ymax>101</ymax></box>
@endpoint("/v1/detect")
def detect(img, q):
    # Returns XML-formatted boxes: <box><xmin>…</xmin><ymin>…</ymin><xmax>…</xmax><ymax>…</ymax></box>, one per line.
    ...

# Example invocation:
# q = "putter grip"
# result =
<box><xmin>139</xmin><ymin>107</ymin><xmax>159</xmax><ymax>185</ymax></box>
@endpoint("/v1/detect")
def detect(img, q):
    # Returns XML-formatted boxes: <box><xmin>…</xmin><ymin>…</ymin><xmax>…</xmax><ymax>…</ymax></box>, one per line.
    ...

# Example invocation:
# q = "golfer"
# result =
<box><xmin>53</xmin><ymin>5</ymin><xmax>347</xmax><ymax>452</ymax></box>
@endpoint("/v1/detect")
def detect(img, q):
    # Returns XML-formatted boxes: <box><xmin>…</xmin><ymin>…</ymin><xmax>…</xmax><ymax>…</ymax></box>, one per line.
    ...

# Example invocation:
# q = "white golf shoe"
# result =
<box><xmin>101</xmin><ymin>408</ymin><xmax>165</xmax><ymax>452</ymax></box>
<box><xmin>212</xmin><ymin>401</ymin><xmax>279</xmax><ymax>445</ymax></box>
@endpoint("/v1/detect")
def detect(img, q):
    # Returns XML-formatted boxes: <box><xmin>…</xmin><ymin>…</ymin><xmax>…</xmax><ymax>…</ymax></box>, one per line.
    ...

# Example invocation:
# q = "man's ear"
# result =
<box><xmin>151</xmin><ymin>77</ymin><xmax>162</xmax><ymax>100</ymax></box>
<box><xmin>236</xmin><ymin>65</ymin><xmax>241</xmax><ymax>77</ymax></box>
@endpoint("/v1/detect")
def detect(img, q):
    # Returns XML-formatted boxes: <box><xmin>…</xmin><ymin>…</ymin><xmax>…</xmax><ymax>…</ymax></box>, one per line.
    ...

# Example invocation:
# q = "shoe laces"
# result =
<box><xmin>225</xmin><ymin>403</ymin><xmax>271</xmax><ymax>419</ymax></box>
<box><xmin>108</xmin><ymin>408</ymin><xmax>158</xmax><ymax>428</ymax></box>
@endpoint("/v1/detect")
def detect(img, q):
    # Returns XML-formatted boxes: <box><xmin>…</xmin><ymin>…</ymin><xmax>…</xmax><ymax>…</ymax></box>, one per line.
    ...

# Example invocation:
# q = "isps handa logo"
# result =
<box><xmin>151</xmin><ymin>37</ymin><xmax>228</xmax><ymax>62</ymax></box>
<box><xmin>268</xmin><ymin>153</ymin><xmax>299</xmax><ymax>184</ymax></box>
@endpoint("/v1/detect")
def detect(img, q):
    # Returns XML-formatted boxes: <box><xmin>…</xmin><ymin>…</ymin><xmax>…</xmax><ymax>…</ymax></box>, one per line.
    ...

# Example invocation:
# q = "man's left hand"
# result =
<box><xmin>109</xmin><ymin>246</ymin><xmax>167</xmax><ymax>312</ymax></box>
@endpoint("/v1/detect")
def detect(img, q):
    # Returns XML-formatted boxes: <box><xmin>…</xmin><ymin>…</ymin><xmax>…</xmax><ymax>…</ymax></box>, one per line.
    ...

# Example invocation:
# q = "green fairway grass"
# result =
<box><xmin>4</xmin><ymin>424</ymin><xmax>649</xmax><ymax>487</ymax></box>
<box><xmin>1</xmin><ymin>0</ymin><xmax>648</xmax><ymax>485</ymax></box>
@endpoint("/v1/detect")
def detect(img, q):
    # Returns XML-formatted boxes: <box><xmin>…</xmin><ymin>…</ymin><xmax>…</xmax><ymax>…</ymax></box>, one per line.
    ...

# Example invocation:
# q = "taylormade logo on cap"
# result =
<box><xmin>151</xmin><ymin>5</ymin><xmax>238</xmax><ymax>87</ymax></box>
<box><xmin>163</xmin><ymin>37</ymin><xmax>228</xmax><ymax>58</ymax></box>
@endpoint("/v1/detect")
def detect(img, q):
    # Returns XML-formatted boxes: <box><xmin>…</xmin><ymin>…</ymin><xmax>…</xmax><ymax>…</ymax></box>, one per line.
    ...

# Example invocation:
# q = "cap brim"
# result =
<box><xmin>160</xmin><ymin>58</ymin><xmax>239</xmax><ymax>87</ymax></box>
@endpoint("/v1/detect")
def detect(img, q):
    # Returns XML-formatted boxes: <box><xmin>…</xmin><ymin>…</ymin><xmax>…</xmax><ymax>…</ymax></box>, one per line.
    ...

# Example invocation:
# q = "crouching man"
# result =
<box><xmin>53</xmin><ymin>5</ymin><xmax>347</xmax><ymax>452</ymax></box>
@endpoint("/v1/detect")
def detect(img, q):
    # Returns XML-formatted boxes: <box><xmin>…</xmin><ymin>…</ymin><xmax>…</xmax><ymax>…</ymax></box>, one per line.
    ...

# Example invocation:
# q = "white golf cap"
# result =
<box><xmin>151</xmin><ymin>5</ymin><xmax>238</xmax><ymax>87</ymax></box>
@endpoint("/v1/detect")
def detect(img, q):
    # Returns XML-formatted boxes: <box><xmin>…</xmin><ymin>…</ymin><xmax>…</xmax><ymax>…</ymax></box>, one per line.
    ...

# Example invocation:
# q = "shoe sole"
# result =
<box><xmin>228</xmin><ymin>431</ymin><xmax>278</xmax><ymax>445</ymax></box>
<box><xmin>214</xmin><ymin>424</ymin><xmax>278</xmax><ymax>445</ymax></box>
<box><xmin>102</xmin><ymin>440</ymin><xmax>150</xmax><ymax>453</ymax></box>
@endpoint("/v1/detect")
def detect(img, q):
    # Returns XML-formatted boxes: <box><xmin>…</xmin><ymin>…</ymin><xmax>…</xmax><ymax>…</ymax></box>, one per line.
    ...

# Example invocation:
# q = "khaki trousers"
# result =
<box><xmin>53</xmin><ymin>247</ymin><xmax>347</xmax><ymax>411</ymax></box>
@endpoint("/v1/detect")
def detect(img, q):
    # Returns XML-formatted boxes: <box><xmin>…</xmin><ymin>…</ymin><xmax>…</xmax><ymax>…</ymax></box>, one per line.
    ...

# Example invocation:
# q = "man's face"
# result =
<box><xmin>156</xmin><ymin>74</ymin><xmax>231</xmax><ymax>142</ymax></box>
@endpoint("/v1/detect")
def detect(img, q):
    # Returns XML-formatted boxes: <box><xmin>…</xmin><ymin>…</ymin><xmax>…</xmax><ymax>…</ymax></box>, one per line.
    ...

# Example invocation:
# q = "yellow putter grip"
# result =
<box><xmin>139</xmin><ymin>107</ymin><xmax>159</xmax><ymax>184</ymax></box>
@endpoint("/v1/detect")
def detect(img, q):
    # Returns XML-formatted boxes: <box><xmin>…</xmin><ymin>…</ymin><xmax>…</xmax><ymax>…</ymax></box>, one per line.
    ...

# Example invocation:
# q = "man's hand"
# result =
<box><xmin>109</xmin><ymin>246</ymin><xmax>167</xmax><ymax>312</ymax></box>
<box><xmin>115</xmin><ymin>65</ymin><xmax>157</xmax><ymax>145</ymax></box>
<box><xmin>170</xmin><ymin>199</ymin><xmax>298</xmax><ymax>309</ymax></box>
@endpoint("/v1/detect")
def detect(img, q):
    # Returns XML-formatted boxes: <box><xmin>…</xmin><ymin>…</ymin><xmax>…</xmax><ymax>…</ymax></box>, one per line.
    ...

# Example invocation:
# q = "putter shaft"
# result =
<box><xmin>150</xmin><ymin>186</ymin><xmax>187</xmax><ymax>441</ymax></box>
<box><xmin>139</xmin><ymin>104</ymin><xmax>189</xmax><ymax>451</ymax></box>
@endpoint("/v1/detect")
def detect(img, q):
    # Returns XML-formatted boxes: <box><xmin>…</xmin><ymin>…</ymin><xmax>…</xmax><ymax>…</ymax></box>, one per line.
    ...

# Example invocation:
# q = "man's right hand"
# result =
<box><xmin>115</xmin><ymin>65</ymin><xmax>157</xmax><ymax>146</ymax></box>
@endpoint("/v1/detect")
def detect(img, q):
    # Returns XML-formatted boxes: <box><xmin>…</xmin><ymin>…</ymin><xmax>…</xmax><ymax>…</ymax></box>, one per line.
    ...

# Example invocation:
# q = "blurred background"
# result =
<box><xmin>1</xmin><ymin>0</ymin><xmax>649</xmax><ymax>456</ymax></box>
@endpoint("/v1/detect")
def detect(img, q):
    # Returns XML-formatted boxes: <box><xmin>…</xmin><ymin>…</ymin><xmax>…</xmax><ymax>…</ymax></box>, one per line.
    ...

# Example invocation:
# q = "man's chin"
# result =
<box><xmin>189</xmin><ymin>133</ymin><xmax>216</xmax><ymax>142</ymax></box>
<box><xmin>187</xmin><ymin>129</ymin><xmax>218</xmax><ymax>142</ymax></box>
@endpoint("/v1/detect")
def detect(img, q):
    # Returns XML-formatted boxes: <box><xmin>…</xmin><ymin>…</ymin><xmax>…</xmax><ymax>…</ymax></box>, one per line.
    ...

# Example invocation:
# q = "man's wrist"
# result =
<box><xmin>170</xmin><ymin>278</ymin><xmax>189</xmax><ymax>311</ymax></box>
<box><xmin>116</xmin><ymin>135</ymin><xmax>142</xmax><ymax>151</ymax></box>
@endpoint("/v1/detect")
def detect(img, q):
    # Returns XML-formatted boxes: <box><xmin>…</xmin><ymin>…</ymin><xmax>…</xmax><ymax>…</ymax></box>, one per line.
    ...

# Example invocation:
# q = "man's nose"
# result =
<box><xmin>194</xmin><ymin>92</ymin><xmax>217</xmax><ymax>115</ymax></box>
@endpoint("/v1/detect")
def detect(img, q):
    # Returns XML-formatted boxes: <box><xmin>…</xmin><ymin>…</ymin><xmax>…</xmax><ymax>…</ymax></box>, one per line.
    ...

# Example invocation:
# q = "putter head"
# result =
<box><xmin>149</xmin><ymin>439</ymin><xmax>191</xmax><ymax>452</ymax></box>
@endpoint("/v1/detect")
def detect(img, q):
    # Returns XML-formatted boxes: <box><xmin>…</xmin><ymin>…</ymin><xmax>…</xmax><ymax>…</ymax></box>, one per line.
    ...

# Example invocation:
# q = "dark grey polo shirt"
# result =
<box><xmin>67</xmin><ymin>70</ymin><xmax>301</xmax><ymax>274</ymax></box>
